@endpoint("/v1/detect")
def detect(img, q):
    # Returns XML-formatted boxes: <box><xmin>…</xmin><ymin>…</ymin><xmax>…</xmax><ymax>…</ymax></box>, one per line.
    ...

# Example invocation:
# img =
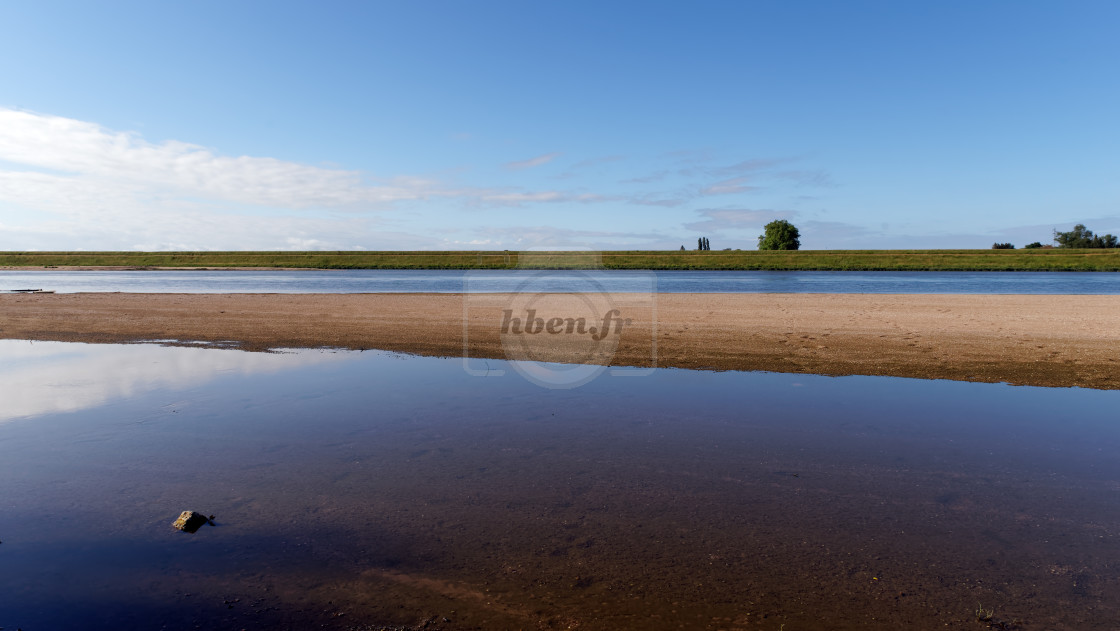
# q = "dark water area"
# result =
<box><xmin>3</xmin><ymin>268</ymin><xmax>1120</xmax><ymax>294</ymax></box>
<box><xmin>1</xmin><ymin>341</ymin><xmax>1119</xmax><ymax>629</ymax></box>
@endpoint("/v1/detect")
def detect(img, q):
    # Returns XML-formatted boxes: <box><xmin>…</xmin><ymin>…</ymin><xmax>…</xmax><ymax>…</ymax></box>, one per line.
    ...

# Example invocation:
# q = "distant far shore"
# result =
<box><xmin>2</xmin><ymin>249</ymin><xmax>1120</xmax><ymax>271</ymax></box>
<box><xmin>3</xmin><ymin>292</ymin><xmax>1118</xmax><ymax>390</ymax></box>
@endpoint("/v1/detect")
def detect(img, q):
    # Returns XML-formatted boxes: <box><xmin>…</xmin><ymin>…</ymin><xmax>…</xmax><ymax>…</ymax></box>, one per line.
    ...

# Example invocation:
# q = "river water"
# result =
<box><xmin>2</xmin><ymin>268</ymin><xmax>1120</xmax><ymax>294</ymax></box>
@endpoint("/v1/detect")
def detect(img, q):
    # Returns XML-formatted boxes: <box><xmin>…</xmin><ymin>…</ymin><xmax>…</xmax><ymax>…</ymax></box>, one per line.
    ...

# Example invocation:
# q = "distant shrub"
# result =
<box><xmin>1054</xmin><ymin>224</ymin><xmax>1119</xmax><ymax>248</ymax></box>
<box><xmin>1024</xmin><ymin>242</ymin><xmax>1043</xmax><ymax>249</ymax></box>
<box><xmin>991</xmin><ymin>242</ymin><xmax>1015</xmax><ymax>249</ymax></box>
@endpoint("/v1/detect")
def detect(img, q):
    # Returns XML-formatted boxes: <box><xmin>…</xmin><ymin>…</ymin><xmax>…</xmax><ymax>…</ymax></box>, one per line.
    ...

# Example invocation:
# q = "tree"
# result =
<box><xmin>991</xmin><ymin>242</ymin><xmax>1014</xmax><ymax>249</ymax></box>
<box><xmin>1093</xmin><ymin>233</ymin><xmax>1119</xmax><ymax>248</ymax></box>
<box><xmin>1024</xmin><ymin>242</ymin><xmax>1043</xmax><ymax>249</ymax></box>
<box><xmin>757</xmin><ymin>220</ymin><xmax>800</xmax><ymax>250</ymax></box>
<box><xmin>1053</xmin><ymin>224</ymin><xmax>1118</xmax><ymax>248</ymax></box>
<box><xmin>1054</xmin><ymin>224</ymin><xmax>1094</xmax><ymax>248</ymax></box>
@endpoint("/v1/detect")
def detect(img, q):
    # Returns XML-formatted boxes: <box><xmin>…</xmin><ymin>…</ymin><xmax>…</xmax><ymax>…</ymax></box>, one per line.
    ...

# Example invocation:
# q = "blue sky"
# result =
<box><xmin>1</xmin><ymin>1</ymin><xmax>1118</xmax><ymax>251</ymax></box>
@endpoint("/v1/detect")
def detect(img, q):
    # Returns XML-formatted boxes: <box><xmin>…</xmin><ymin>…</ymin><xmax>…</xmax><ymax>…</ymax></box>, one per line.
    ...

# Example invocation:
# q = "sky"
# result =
<box><xmin>1</xmin><ymin>1</ymin><xmax>1118</xmax><ymax>251</ymax></box>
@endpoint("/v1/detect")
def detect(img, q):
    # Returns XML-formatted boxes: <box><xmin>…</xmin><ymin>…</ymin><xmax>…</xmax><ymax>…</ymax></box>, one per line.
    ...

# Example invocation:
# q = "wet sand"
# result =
<box><xmin>2</xmin><ymin>292</ymin><xmax>1118</xmax><ymax>389</ymax></box>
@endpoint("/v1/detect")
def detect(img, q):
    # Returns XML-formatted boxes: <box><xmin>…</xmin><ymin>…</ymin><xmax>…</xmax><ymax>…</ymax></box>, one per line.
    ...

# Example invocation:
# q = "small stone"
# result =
<box><xmin>172</xmin><ymin>511</ymin><xmax>211</xmax><ymax>533</ymax></box>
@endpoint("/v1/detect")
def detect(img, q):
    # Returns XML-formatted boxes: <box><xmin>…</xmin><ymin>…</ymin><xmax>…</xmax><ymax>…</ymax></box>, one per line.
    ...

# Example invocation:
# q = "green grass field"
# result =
<box><xmin>2</xmin><ymin>249</ymin><xmax>1119</xmax><ymax>271</ymax></box>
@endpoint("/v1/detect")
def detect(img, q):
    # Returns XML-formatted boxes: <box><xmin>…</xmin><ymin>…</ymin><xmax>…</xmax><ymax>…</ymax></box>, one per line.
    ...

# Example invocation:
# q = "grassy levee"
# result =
<box><xmin>2</xmin><ymin>249</ymin><xmax>1120</xmax><ymax>271</ymax></box>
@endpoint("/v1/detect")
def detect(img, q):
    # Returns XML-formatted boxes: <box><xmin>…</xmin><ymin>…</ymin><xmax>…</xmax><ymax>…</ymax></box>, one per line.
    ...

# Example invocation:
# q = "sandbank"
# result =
<box><xmin>1</xmin><ymin>292</ymin><xmax>1118</xmax><ymax>389</ymax></box>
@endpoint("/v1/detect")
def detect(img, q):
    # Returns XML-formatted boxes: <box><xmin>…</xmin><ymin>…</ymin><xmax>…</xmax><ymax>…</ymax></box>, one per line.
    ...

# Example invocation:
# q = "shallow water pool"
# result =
<box><xmin>1</xmin><ymin>340</ymin><xmax>1118</xmax><ymax>629</ymax></box>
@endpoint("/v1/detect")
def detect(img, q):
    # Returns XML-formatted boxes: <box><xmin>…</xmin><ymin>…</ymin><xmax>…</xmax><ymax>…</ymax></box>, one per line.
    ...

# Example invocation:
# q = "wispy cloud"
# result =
<box><xmin>775</xmin><ymin>170</ymin><xmax>836</xmax><ymax>188</ymax></box>
<box><xmin>684</xmin><ymin>208</ymin><xmax>796</xmax><ymax>232</ymax></box>
<box><xmin>660</xmin><ymin>148</ymin><xmax>716</xmax><ymax>166</ymax></box>
<box><xmin>620</xmin><ymin>153</ymin><xmax>833</xmax><ymax>207</ymax></box>
<box><xmin>797</xmin><ymin>220</ymin><xmax>875</xmax><ymax>247</ymax></box>
<box><xmin>474</xmin><ymin>190</ymin><xmax>610</xmax><ymax>207</ymax></box>
<box><xmin>554</xmin><ymin>155</ymin><xmax>625</xmax><ymax>180</ymax></box>
<box><xmin>475</xmin><ymin>225</ymin><xmax>671</xmax><ymax>249</ymax></box>
<box><xmin>700</xmin><ymin>176</ymin><xmax>758</xmax><ymax>196</ymax></box>
<box><xmin>710</xmin><ymin>158</ymin><xmax>782</xmax><ymax>176</ymax></box>
<box><xmin>569</xmin><ymin>155</ymin><xmax>624</xmax><ymax>170</ymax></box>
<box><xmin>504</xmin><ymin>152</ymin><xmax>561</xmax><ymax>170</ymax></box>
<box><xmin>621</xmin><ymin>170</ymin><xmax>670</xmax><ymax>184</ymax></box>
<box><xmin>628</xmin><ymin>192</ymin><xmax>690</xmax><ymax>207</ymax></box>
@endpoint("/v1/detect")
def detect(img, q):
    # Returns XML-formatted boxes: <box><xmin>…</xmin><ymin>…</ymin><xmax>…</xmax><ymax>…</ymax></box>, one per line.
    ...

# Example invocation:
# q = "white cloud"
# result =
<box><xmin>0</xmin><ymin>108</ymin><xmax>467</xmax><ymax>250</ymax></box>
<box><xmin>504</xmin><ymin>152</ymin><xmax>561</xmax><ymax>170</ymax></box>
<box><xmin>0</xmin><ymin>108</ymin><xmax>430</xmax><ymax>210</ymax></box>
<box><xmin>0</xmin><ymin>110</ymin><xmax>605</xmax><ymax>249</ymax></box>
<box><xmin>0</xmin><ymin>110</ymin><xmax>835</xmax><ymax>250</ymax></box>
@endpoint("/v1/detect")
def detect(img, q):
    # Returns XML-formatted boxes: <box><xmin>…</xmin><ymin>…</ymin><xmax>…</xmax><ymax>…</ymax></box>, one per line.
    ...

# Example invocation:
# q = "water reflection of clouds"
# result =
<box><xmin>0</xmin><ymin>340</ymin><xmax>353</xmax><ymax>422</ymax></box>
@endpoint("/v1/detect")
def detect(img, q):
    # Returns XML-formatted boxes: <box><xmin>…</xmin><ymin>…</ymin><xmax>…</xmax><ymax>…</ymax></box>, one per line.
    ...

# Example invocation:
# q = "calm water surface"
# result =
<box><xmin>3</xmin><ymin>268</ymin><xmax>1120</xmax><ymax>294</ymax></box>
<box><xmin>1</xmin><ymin>340</ymin><xmax>1118</xmax><ymax>629</ymax></box>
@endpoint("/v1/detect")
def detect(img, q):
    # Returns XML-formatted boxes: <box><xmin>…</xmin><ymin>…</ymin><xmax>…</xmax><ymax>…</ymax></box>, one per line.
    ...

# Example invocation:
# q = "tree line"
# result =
<box><xmin>686</xmin><ymin>221</ymin><xmax>801</xmax><ymax>252</ymax></box>
<box><xmin>686</xmin><ymin>220</ymin><xmax>1116</xmax><ymax>252</ymax></box>
<box><xmin>996</xmin><ymin>224</ymin><xmax>1119</xmax><ymax>249</ymax></box>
